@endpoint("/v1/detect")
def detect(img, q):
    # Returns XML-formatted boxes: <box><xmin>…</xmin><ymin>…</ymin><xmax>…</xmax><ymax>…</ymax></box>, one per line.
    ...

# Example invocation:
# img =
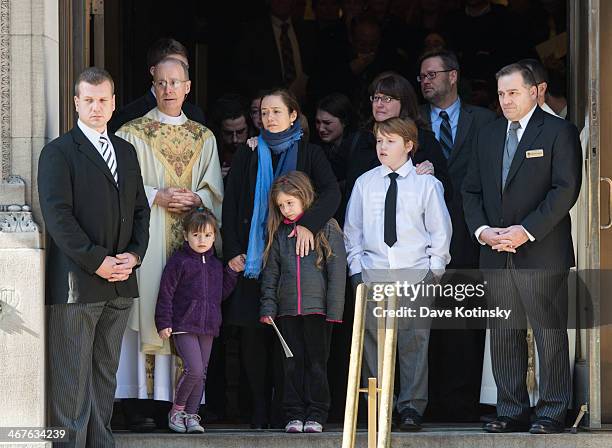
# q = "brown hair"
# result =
<box><xmin>373</xmin><ymin>117</ymin><xmax>420</xmax><ymax>156</ymax></box>
<box><xmin>495</xmin><ymin>63</ymin><xmax>537</xmax><ymax>87</ymax></box>
<box><xmin>182</xmin><ymin>207</ymin><xmax>218</xmax><ymax>235</ymax></box>
<box><xmin>367</xmin><ymin>71</ymin><xmax>427</xmax><ymax>128</ymax></box>
<box><xmin>74</xmin><ymin>67</ymin><xmax>114</xmax><ymax>96</ymax></box>
<box><xmin>263</xmin><ymin>171</ymin><xmax>341</xmax><ymax>269</ymax></box>
<box><xmin>262</xmin><ymin>88</ymin><xmax>302</xmax><ymax>119</ymax></box>
<box><xmin>146</xmin><ymin>37</ymin><xmax>189</xmax><ymax>69</ymax></box>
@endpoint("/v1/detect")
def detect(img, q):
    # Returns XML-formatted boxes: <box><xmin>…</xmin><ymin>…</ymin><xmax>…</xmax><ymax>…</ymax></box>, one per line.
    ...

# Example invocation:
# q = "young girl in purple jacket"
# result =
<box><xmin>155</xmin><ymin>207</ymin><xmax>241</xmax><ymax>433</ymax></box>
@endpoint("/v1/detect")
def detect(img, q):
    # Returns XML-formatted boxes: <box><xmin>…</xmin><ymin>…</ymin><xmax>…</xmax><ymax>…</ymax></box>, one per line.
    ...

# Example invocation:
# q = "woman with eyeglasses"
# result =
<box><xmin>345</xmin><ymin>71</ymin><xmax>452</xmax><ymax>203</ymax></box>
<box><xmin>222</xmin><ymin>88</ymin><xmax>340</xmax><ymax>429</ymax></box>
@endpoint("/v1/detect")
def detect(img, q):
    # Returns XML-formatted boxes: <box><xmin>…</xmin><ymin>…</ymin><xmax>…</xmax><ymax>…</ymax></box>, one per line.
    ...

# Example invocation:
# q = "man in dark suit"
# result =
<box><xmin>108</xmin><ymin>38</ymin><xmax>205</xmax><ymax>133</ymax></box>
<box><xmin>39</xmin><ymin>67</ymin><xmax>150</xmax><ymax>447</ymax></box>
<box><xmin>233</xmin><ymin>0</ymin><xmax>316</xmax><ymax>102</ymax></box>
<box><xmin>463</xmin><ymin>63</ymin><xmax>581</xmax><ymax>434</ymax></box>
<box><xmin>418</xmin><ymin>49</ymin><xmax>496</xmax><ymax>421</ymax></box>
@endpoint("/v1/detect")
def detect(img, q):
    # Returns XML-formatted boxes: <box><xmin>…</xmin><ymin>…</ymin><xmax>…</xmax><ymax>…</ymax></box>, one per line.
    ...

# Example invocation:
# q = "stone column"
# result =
<box><xmin>0</xmin><ymin>0</ymin><xmax>57</xmax><ymax>446</ymax></box>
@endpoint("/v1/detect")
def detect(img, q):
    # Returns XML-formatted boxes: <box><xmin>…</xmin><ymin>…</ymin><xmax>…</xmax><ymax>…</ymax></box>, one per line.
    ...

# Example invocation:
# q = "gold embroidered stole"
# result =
<box><xmin>126</xmin><ymin>118</ymin><xmax>212</xmax><ymax>256</ymax></box>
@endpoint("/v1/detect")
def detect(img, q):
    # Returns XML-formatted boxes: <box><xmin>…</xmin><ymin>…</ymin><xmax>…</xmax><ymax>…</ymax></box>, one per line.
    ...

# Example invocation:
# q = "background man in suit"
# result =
<box><xmin>463</xmin><ymin>63</ymin><xmax>581</xmax><ymax>434</ymax></box>
<box><xmin>109</xmin><ymin>38</ymin><xmax>206</xmax><ymax>133</ymax></box>
<box><xmin>38</xmin><ymin>67</ymin><xmax>150</xmax><ymax>447</ymax></box>
<box><xmin>233</xmin><ymin>0</ymin><xmax>316</xmax><ymax>102</ymax></box>
<box><xmin>519</xmin><ymin>58</ymin><xmax>560</xmax><ymax>118</ymax></box>
<box><xmin>418</xmin><ymin>49</ymin><xmax>496</xmax><ymax>421</ymax></box>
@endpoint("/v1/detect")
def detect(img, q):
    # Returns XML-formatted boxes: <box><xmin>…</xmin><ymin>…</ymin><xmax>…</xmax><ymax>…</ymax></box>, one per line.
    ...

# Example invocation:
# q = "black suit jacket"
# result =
<box><xmin>38</xmin><ymin>126</ymin><xmax>150</xmax><ymax>304</ymax></box>
<box><xmin>233</xmin><ymin>16</ymin><xmax>316</xmax><ymax>94</ymax></box>
<box><xmin>462</xmin><ymin>106</ymin><xmax>582</xmax><ymax>269</ymax></box>
<box><xmin>108</xmin><ymin>90</ymin><xmax>206</xmax><ymax>133</ymax></box>
<box><xmin>420</xmin><ymin>101</ymin><xmax>497</xmax><ymax>268</ymax></box>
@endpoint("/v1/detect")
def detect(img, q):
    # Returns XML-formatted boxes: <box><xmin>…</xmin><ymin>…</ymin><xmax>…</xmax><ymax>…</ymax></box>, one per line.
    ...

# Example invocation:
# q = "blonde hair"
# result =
<box><xmin>373</xmin><ymin>117</ymin><xmax>419</xmax><ymax>156</ymax></box>
<box><xmin>264</xmin><ymin>171</ymin><xmax>341</xmax><ymax>269</ymax></box>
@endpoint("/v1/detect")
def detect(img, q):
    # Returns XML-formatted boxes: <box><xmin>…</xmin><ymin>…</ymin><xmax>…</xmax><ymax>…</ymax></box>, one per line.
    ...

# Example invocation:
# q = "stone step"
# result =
<box><xmin>115</xmin><ymin>427</ymin><xmax>612</xmax><ymax>448</ymax></box>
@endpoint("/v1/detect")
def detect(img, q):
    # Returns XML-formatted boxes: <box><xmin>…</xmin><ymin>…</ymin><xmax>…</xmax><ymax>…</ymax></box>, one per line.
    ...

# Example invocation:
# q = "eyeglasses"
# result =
<box><xmin>153</xmin><ymin>79</ymin><xmax>189</xmax><ymax>89</ymax></box>
<box><xmin>370</xmin><ymin>94</ymin><xmax>399</xmax><ymax>104</ymax></box>
<box><xmin>417</xmin><ymin>69</ymin><xmax>455</xmax><ymax>82</ymax></box>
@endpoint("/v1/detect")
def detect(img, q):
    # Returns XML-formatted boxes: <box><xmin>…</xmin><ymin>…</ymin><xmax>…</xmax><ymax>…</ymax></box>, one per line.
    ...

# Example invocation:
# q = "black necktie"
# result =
<box><xmin>439</xmin><ymin>110</ymin><xmax>453</xmax><ymax>159</ymax></box>
<box><xmin>279</xmin><ymin>23</ymin><xmax>296</xmax><ymax>84</ymax></box>
<box><xmin>384</xmin><ymin>172</ymin><xmax>399</xmax><ymax>247</ymax></box>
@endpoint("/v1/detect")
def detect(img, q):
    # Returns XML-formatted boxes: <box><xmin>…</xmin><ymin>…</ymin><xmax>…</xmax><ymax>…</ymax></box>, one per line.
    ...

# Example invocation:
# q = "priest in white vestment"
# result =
<box><xmin>115</xmin><ymin>57</ymin><xmax>223</xmax><ymax>402</ymax></box>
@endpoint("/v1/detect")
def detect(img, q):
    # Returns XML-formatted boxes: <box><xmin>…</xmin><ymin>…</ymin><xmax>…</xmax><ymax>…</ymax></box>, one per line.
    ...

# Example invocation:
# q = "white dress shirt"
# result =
<box><xmin>77</xmin><ymin>119</ymin><xmax>117</xmax><ymax>171</ymax></box>
<box><xmin>270</xmin><ymin>15</ymin><xmax>304</xmax><ymax>80</ymax></box>
<box><xmin>541</xmin><ymin>101</ymin><xmax>561</xmax><ymax>118</ymax></box>
<box><xmin>344</xmin><ymin>159</ymin><xmax>452</xmax><ymax>277</ymax></box>
<box><xmin>474</xmin><ymin>104</ymin><xmax>538</xmax><ymax>244</ymax></box>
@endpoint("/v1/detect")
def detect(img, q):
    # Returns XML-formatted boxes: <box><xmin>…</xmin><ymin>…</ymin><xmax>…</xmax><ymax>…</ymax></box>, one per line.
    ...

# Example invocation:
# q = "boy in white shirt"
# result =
<box><xmin>344</xmin><ymin>117</ymin><xmax>452</xmax><ymax>430</ymax></box>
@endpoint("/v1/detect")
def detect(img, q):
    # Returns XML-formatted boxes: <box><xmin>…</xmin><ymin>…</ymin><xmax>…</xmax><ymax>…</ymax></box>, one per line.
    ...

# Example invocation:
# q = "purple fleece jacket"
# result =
<box><xmin>155</xmin><ymin>241</ymin><xmax>239</xmax><ymax>336</ymax></box>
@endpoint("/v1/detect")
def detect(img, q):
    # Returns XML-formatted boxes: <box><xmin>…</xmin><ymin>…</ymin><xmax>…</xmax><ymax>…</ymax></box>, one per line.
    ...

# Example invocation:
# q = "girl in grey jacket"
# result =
<box><xmin>260</xmin><ymin>171</ymin><xmax>346</xmax><ymax>433</ymax></box>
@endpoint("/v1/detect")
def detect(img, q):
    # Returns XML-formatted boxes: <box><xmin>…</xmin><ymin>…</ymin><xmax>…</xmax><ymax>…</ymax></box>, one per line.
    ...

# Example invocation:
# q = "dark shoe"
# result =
<box><xmin>399</xmin><ymin>409</ymin><xmax>422</xmax><ymax>431</ymax></box>
<box><xmin>479</xmin><ymin>412</ymin><xmax>497</xmax><ymax>424</ymax></box>
<box><xmin>483</xmin><ymin>416</ymin><xmax>529</xmax><ymax>433</ymax></box>
<box><xmin>529</xmin><ymin>417</ymin><xmax>565</xmax><ymax>434</ymax></box>
<box><xmin>128</xmin><ymin>417</ymin><xmax>157</xmax><ymax>433</ymax></box>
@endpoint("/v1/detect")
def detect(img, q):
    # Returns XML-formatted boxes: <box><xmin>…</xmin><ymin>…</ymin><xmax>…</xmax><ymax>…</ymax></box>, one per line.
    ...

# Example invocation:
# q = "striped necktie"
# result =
<box><xmin>99</xmin><ymin>135</ymin><xmax>118</xmax><ymax>185</ymax></box>
<box><xmin>439</xmin><ymin>110</ymin><xmax>453</xmax><ymax>159</ymax></box>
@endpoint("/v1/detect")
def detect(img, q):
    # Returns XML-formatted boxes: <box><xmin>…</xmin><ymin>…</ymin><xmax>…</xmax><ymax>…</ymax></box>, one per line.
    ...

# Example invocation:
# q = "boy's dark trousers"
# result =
<box><xmin>277</xmin><ymin>315</ymin><xmax>333</xmax><ymax>424</ymax></box>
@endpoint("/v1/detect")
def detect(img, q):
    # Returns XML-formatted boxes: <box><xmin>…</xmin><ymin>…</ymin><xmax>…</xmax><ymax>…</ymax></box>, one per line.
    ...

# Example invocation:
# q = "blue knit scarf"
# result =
<box><xmin>244</xmin><ymin>121</ymin><xmax>303</xmax><ymax>278</ymax></box>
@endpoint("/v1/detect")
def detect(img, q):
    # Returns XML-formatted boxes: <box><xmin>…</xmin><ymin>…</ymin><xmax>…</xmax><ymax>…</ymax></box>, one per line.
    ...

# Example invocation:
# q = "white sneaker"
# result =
<box><xmin>303</xmin><ymin>421</ymin><xmax>323</xmax><ymax>433</ymax></box>
<box><xmin>168</xmin><ymin>410</ymin><xmax>187</xmax><ymax>433</ymax></box>
<box><xmin>185</xmin><ymin>414</ymin><xmax>205</xmax><ymax>433</ymax></box>
<box><xmin>285</xmin><ymin>420</ymin><xmax>304</xmax><ymax>433</ymax></box>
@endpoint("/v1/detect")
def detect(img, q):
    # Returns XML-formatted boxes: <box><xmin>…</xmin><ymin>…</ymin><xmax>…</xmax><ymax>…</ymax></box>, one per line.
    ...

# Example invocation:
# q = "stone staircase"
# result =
<box><xmin>115</xmin><ymin>425</ymin><xmax>612</xmax><ymax>448</ymax></box>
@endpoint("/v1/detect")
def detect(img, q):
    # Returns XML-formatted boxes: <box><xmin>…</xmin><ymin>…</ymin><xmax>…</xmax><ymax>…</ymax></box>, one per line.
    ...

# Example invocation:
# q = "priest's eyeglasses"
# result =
<box><xmin>417</xmin><ymin>70</ymin><xmax>455</xmax><ymax>82</ymax></box>
<box><xmin>153</xmin><ymin>79</ymin><xmax>189</xmax><ymax>89</ymax></box>
<box><xmin>370</xmin><ymin>94</ymin><xmax>399</xmax><ymax>104</ymax></box>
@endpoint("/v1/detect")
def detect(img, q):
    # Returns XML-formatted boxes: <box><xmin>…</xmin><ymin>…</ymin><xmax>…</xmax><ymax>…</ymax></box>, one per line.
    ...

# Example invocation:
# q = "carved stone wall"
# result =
<box><xmin>0</xmin><ymin>0</ymin><xmax>9</xmax><ymax>181</ymax></box>
<box><xmin>0</xmin><ymin>2</ymin><xmax>56</xmax><ymax>446</ymax></box>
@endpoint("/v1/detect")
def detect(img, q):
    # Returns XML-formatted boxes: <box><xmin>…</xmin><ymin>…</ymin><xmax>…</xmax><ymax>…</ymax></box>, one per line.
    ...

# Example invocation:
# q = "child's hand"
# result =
<box><xmin>259</xmin><ymin>316</ymin><xmax>273</xmax><ymax>325</ymax></box>
<box><xmin>158</xmin><ymin>328</ymin><xmax>172</xmax><ymax>339</ymax></box>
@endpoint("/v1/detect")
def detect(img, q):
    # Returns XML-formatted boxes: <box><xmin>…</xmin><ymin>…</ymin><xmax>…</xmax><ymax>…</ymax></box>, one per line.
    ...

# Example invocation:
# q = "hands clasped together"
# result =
<box><xmin>480</xmin><ymin>225</ymin><xmax>530</xmax><ymax>253</ymax></box>
<box><xmin>95</xmin><ymin>252</ymin><xmax>139</xmax><ymax>282</ymax></box>
<box><xmin>154</xmin><ymin>187</ymin><xmax>202</xmax><ymax>214</ymax></box>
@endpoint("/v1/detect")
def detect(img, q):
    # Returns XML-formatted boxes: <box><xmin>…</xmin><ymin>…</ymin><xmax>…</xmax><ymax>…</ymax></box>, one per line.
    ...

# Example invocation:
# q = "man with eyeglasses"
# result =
<box><xmin>115</xmin><ymin>57</ymin><xmax>224</xmax><ymax>429</ymax></box>
<box><xmin>418</xmin><ymin>49</ymin><xmax>496</xmax><ymax>422</ymax></box>
<box><xmin>109</xmin><ymin>38</ymin><xmax>206</xmax><ymax>133</ymax></box>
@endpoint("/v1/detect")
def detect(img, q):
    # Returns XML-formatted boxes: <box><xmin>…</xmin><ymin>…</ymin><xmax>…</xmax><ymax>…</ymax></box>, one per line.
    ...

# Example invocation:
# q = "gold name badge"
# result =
<box><xmin>526</xmin><ymin>149</ymin><xmax>544</xmax><ymax>158</ymax></box>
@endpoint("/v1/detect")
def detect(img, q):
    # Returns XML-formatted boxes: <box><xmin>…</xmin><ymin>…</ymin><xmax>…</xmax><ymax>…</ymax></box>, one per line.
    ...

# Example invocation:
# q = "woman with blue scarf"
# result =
<box><xmin>222</xmin><ymin>89</ymin><xmax>340</xmax><ymax>429</ymax></box>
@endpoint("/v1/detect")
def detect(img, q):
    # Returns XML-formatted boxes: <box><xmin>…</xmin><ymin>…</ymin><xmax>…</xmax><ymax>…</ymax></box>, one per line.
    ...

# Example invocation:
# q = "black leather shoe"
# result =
<box><xmin>529</xmin><ymin>417</ymin><xmax>565</xmax><ymax>434</ymax></box>
<box><xmin>399</xmin><ymin>409</ymin><xmax>422</xmax><ymax>431</ymax></box>
<box><xmin>129</xmin><ymin>417</ymin><xmax>157</xmax><ymax>433</ymax></box>
<box><xmin>483</xmin><ymin>416</ymin><xmax>529</xmax><ymax>433</ymax></box>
